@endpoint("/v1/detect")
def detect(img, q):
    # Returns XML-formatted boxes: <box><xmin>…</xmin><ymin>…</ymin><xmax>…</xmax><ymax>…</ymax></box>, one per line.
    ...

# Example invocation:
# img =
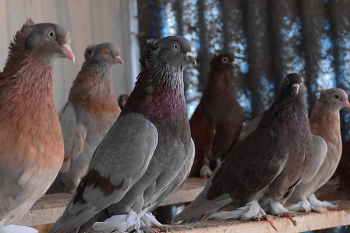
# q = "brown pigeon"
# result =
<box><xmin>172</xmin><ymin>73</ymin><xmax>313</xmax><ymax>227</ymax></box>
<box><xmin>47</xmin><ymin>43</ymin><xmax>124</xmax><ymax>194</ymax></box>
<box><xmin>0</xmin><ymin>19</ymin><xmax>74</xmax><ymax>232</ymax></box>
<box><xmin>49</xmin><ymin>36</ymin><xmax>196</xmax><ymax>233</ymax></box>
<box><xmin>189</xmin><ymin>53</ymin><xmax>244</xmax><ymax>178</ymax></box>
<box><xmin>285</xmin><ymin>88</ymin><xmax>350</xmax><ymax>212</ymax></box>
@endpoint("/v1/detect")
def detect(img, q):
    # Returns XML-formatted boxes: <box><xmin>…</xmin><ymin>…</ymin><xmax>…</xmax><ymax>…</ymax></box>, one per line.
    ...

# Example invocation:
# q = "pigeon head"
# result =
<box><xmin>140</xmin><ymin>36</ymin><xmax>196</xmax><ymax>69</ymax></box>
<box><xmin>18</xmin><ymin>19</ymin><xmax>75</xmax><ymax>64</ymax></box>
<box><xmin>280</xmin><ymin>73</ymin><xmax>306</xmax><ymax>97</ymax></box>
<box><xmin>84</xmin><ymin>43</ymin><xmax>124</xmax><ymax>68</ymax></box>
<box><xmin>318</xmin><ymin>88</ymin><xmax>350</xmax><ymax>110</ymax></box>
<box><xmin>210</xmin><ymin>53</ymin><xmax>238</xmax><ymax>71</ymax></box>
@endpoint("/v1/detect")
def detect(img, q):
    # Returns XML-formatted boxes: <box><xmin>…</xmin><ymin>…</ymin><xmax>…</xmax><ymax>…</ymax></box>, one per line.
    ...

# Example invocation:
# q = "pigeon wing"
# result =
<box><xmin>50</xmin><ymin>113</ymin><xmax>158</xmax><ymax>233</ymax></box>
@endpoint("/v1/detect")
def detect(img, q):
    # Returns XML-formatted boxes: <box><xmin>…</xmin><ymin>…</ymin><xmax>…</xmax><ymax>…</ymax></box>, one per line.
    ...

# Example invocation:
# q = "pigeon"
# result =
<box><xmin>285</xmin><ymin>88</ymin><xmax>350</xmax><ymax>212</ymax></box>
<box><xmin>47</xmin><ymin>43</ymin><xmax>124</xmax><ymax>194</ymax></box>
<box><xmin>172</xmin><ymin>73</ymin><xmax>313</xmax><ymax>227</ymax></box>
<box><xmin>118</xmin><ymin>94</ymin><xmax>129</xmax><ymax>110</ymax></box>
<box><xmin>49</xmin><ymin>35</ymin><xmax>196</xmax><ymax>233</ymax></box>
<box><xmin>0</xmin><ymin>19</ymin><xmax>74</xmax><ymax>231</ymax></box>
<box><xmin>189</xmin><ymin>54</ymin><xmax>244</xmax><ymax>178</ymax></box>
<box><xmin>321</xmin><ymin>139</ymin><xmax>350</xmax><ymax>196</ymax></box>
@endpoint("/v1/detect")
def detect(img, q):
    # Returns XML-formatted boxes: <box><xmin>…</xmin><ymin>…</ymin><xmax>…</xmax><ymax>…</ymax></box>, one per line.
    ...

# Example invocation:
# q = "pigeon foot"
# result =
<box><xmin>150</xmin><ymin>226</ymin><xmax>168</xmax><ymax>233</ymax></box>
<box><xmin>286</xmin><ymin>198</ymin><xmax>312</xmax><ymax>212</ymax></box>
<box><xmin>308</xmin><ymin>194</ymin><xmax>339</xmax><ymax>212</ymax></box>
<box><xmin>140</xmin><ymin>212</ymin><xmax>166</xmax><ymax>233</ymax></box>
<box><xmin>92</xmin><ymin>210</ymin><xmax>141</xmax><ymax>232</ymax></box>
<box><xmin>281</xmin><ymin>213</ymin><xmax>297</xmax><ymax>226</ymax></box>
<box><xmin>269</xmin><ymin>199</ymin><xmax>297</xmax><ymax>226</ymax></box>
<box><xmin>210</xmin><ymin>200</ymin><xmax>266</xmax><ymax>220</ymax></box>
<box><xmin>262</xmin><ymin>215</ymin><xmax>277</xmax><ymax>231</ymax></box>
<box><xmin>199</xmin><ymin>165</ymin><xmax>212</xmax><ymax>178</ymax></box>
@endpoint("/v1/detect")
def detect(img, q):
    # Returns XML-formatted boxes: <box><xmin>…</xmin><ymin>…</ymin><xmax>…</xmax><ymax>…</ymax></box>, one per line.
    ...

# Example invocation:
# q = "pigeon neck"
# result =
<box><xmin>123</xmin><ymin>65</ymin><xmax>187</xmax><ymax>124</ymax></box>
<box><xmin>69</xmin><ymin>65</ymin><xmax>117</xmax><ymax>110</ymax></box>
<box><xmin>310</xmin><ymin>106</ymin><xmax>341</xmax><ymax>142</ymax></box>
<box><xmin>0</xmin><ymin>57</ymin><xmax>58</xmax><ymax>134</ymax></box>
<box><xmin>89</xmin><ymin>62</ymin><xmax>113</xmax><ymax>79</ymax></box>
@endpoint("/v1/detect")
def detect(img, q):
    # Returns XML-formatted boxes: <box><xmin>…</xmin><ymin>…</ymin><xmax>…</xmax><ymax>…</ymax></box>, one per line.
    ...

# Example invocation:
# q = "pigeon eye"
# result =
<box><xmin>222</xmin><ymin>57</ymin><xmax>228</xmax><ymax>63</ymax></box>
<box><xmin>334</xmin><ymin>93</ymin><xmax>340</xmax><ymax>99</ymax></box>
<box><xmin>300</xmin><ymin>80</ymin><xmax>304</xmax><ymax>84</ymax></box>
<box><xmin>48</xmin><ymin>31</ymin><xmax>56</xmax><ymax>39</ymax></box>
<box><xmin>173</xmin><ymin>43</ymin><xmax>179</xmax><ymax>50</ymax></box>
<box><xmin>285</xmin><ymin>79</ymin><xmax>289</xmax><ymax>84</ymax></box>
<box><xmin>104</xmin><ymin>50</ymin><xmax>110</xmax><ymax>55</ymax></box>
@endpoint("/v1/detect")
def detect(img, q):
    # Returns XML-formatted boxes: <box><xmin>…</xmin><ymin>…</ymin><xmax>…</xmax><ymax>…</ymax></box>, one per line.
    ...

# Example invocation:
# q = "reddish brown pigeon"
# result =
<box><xmin>0</xmin><ymin>19</ymin><xmax>74</xmax><ymax>232</ymax></box>
<box><xmin>189</xmin><ymin>54</ymin><xmax>243</xmax><ymax>178</ymax></box>
<box><xmin>172</xmin><ymin>73</ymin><xmax>313</xmax><ymax>227</ymax></box>
<box><xmin>286</xmin><ymin>88</ymin><xmax>350</xmax><ymax>212</ymax></box>
<box><xmin>49</xmin><ymin>36</ymin><xmax>196</xmax><ymax>233</ymax></box>
<box><xmin>47</xmin><ymin>43</ymin><xmax>124</xmax><ymax>194</ymax></box>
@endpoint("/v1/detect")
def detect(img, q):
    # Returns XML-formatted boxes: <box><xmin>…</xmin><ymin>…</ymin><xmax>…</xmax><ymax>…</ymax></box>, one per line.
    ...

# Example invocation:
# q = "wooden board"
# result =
<box><xmin>16</xmin><ymin>178</ymin><xmax>207</xmax><ymax>227</ymax></box>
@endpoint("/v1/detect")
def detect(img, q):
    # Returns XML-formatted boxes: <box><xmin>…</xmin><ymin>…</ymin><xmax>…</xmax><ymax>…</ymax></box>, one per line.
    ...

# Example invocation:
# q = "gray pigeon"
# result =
<box><xmin>47</xmin><ymin>43</ymin><xmax>123</xmax><ymax>194</ymax></box>
<box><xmin>49</xmin><ymin>36</ymin><xmax>196</xmax><ymax>233</ymax></box>
<box><xmin>285</xmin><ymin>88</ymin><xmax>350</xmax><ymax>212</ymax></box>
<box><xmin>172</xmin><ymin>73</ymin><xmax>313</xmax><ymax>226</ymax></box>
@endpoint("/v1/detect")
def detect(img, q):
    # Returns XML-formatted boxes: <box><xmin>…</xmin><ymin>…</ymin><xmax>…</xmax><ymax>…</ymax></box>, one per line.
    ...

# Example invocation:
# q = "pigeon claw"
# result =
<box><xmin>282</xmin><ymin>213</ymin><xmax>297</xmax><ymax>226</ymax></box>
<box><xmin>326</xmin><ymin>206</ymin><xmax>340</xmax><ymax>211</ymax></box>
<box><xmin>262</xmin><ymin>215</ymin><xmax>277</xmax><ymax>231</ymax></box>
<box><xmin>151</xmin><ymin>226</ymin><xmax>168</xmax><ymax>233</ymax></box>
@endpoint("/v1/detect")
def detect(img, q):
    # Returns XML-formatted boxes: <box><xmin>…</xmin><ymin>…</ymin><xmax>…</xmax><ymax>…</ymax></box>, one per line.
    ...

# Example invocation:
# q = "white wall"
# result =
<box><xmin>0</xmin><ymin>0</ymin><xmax>139</xmax><ymax>111</ymax></box>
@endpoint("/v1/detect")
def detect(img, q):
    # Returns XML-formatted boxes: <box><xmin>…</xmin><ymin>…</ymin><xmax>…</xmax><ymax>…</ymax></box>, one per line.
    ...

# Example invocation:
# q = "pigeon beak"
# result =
<box><xmin>231</xmin><ymin>61</ymin><xmax>239</xmax><ymax>68</ymax></box>
<box><xmin>61</xmin><ymin>44</ymin><xmax>75</xmax><ymax>63</ymax></box>
<box><xmin>292</xmin><ymin>84</ymin><xmax>300</xmax><ymax>94</ymax></box>
<box><xmin>114</xmin><ymin>55</ymin><xmax>124</xmax><ymax>65</ymax></box>
<box><xmin>186</xmin><ymin>52</ymin><xmax>197</xmax><ymax>66</ymax></box>
<box><xmin>343</xmin><ymin>101</ymin><xmax>350</xmax><ymax>109</ymax></box>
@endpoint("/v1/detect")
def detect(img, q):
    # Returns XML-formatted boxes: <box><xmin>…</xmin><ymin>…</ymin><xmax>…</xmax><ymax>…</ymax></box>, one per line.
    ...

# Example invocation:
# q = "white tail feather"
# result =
<box><xmin>0</xmin><ymin>225</ymin><xmax>38</xmax><ymax>233</ymax></box>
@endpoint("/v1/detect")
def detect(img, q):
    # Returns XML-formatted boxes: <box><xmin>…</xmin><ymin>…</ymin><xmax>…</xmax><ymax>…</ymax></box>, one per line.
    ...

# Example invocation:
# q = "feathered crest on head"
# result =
<box><xmin>147</xmin><ymin>39</ymin><xmax>159</xmax><ymax>50</ymax></box>
<box><xmin>10</xmin><ymin>18</ymin><xmax>35</xmax><ymax>50</ymax></box>
<box><xmin>139</xmin><ymin>39</ymin><xmax>159</xmax><ymax>67</ymax></box>
<box><xmin>22</xmin><ymin>18</ymin><xmax>35</xmax><ymax>31</ymax></box>
<box><xmin>84</xmin><ymin>45</ymin><xmax>96</xmax><ymax>62</ymax></box>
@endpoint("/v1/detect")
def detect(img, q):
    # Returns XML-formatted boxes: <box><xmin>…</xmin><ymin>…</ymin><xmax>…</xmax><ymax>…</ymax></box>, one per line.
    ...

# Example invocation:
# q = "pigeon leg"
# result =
<box><xmin>199</xmin><ymin>157</ymin><xmax>213</xmax><ymax>178</ymax></box>
<box><xmin>92</xmin><ymin>210</ymin><xmax>141</xmax><ymax>232</ymax></box>
<box><xmin>140</xmin><ymin>212</ymin><xmax>166</xmax><ymax>233</ymax></box>
<box><xmin>150</xmin><ymin>226</ymin><xmax>168</xmax><ymax>233</ymax></box>
<box><xmin>269</xmin><ymin>200</ymin><xmax>297</xmax><ymax>226</ymax></box>
<box><xmin>286</xmin><ymin>197</ymin><xmax>312</xmax><ymax>212</ymax></box>
<box><xmin>210</xmin><ymin>200</ymin><xmax>265</xmax><ymax>220</ymax></box>
<box><xmin>308</xmin><ymin>194</ymin><xmax>339</xmax><ymax>212</ymax></box>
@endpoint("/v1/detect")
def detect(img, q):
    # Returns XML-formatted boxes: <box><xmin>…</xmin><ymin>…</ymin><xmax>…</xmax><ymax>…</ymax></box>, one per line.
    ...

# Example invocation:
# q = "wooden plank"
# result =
<box><xmin>165</xmin><ymin>201</ymin><xmax>350</xmax><ymax>233</ymax></box>
<box><xmin>16</xmin><ymin>179</ymin><xmax>350</xmax><ymax>233</ymax></box>
<box><xmin>15</xmin><ymin>178</ymin><xmax>207</xmax><ymax>227</ymax></box>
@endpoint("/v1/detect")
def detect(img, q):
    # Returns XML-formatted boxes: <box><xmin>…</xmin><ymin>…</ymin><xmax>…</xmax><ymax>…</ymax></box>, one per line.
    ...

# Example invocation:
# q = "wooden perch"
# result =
<box><xmin>16</xmin><ymin>178</ymin><xmax>207</xmax><ymax>227</ymax></box>
<box><xmin>14</xmin><ymin>178</ymin><xmax>350</xmax><ymax>233</ymax></box>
